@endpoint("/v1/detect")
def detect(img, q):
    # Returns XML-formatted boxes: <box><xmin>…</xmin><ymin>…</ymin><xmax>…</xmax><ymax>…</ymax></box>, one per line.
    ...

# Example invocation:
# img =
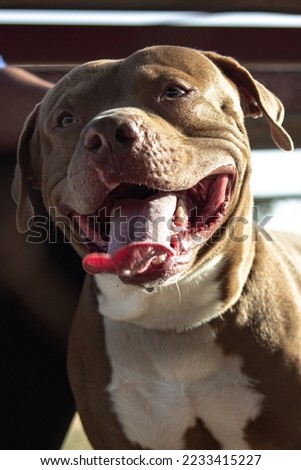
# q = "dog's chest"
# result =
<box><xmin>103</xmin><ymin>319</ymin><xmax>263</xmax><ymax>450</ymax></box>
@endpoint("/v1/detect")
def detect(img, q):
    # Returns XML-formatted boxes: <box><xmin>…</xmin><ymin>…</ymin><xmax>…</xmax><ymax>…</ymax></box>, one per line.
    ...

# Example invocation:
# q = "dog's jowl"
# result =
<box><xmin>12</xmin><ymin>46</ymin><xmax>301</xmax><ymax>449</ymax></box>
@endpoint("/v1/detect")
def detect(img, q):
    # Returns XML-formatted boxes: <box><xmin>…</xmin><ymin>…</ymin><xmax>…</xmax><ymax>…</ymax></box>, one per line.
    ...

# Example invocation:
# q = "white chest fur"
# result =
<box><xmin>94</xmin><ymin>256</ymin><xmax>263</xmax><ymax>449</ymax></box>
<box><xmin>103</xmin><ymin>320</ymin><xmax>263</xmax><ymax>450</ymax></box>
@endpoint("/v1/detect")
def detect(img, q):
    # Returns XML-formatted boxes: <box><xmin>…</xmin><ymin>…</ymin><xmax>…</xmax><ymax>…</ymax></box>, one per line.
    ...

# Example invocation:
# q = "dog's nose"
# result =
<box><xmin>83</xmin><ymin>115</ymin><xmax>139</xmax><ymax>157</ymax></box>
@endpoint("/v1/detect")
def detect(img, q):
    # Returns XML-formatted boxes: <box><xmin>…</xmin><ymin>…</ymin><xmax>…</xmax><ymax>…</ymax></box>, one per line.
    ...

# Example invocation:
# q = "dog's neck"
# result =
<box><xmin>94</xmin><ymin>240</ymin><xmax>254</xmax><ymax>332</ymax></box>
<box><xmin>94</xmin><ymin>253</ymin><xmax>223</xmax><ymax>331</ymax></box>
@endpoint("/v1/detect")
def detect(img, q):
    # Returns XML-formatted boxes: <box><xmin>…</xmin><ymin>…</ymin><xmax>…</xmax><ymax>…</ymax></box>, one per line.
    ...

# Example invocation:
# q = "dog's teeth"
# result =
<box><xmin>151</xmin><ymin>254</ymin><xmax>167</xmax><ymax>265</ymax></box>
<box><xmin>174</xmin><ymin>198</ymin><xmax>188</xmax><ymax>228</ymax></box>
<box><xmin>122</xmin><ymin>269</ymin><xmax>132</xmax><ymax>276</ymax></box>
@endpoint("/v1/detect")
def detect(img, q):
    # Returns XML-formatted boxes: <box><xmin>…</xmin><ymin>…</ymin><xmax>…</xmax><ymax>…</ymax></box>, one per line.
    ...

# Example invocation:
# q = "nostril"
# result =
<box><xmin>115</xmin><ymin>127</ymin><xmax>131</xmax><ymax>144</ymax></box>
<box><xmin>115</xmin><ymin>123</ymin><xmax>137</xmax><ymax>145</ymax></box>
<box><xmin>84</xmin><ymin>130</ymin><xmax>103</xmax><ymax>152</ymax></box>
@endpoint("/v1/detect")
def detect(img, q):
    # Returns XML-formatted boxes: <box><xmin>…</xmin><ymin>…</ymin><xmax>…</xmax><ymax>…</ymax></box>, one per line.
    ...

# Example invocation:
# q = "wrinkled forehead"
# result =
<box><xmin>40</xmin><ymin>46</ymin><xmax>228</xmax><ymax>117</ymax></box>
<box><xmin>120</xmin><ymin>46</ymin><xmax>219</xmax><ymax>82</ymax></box>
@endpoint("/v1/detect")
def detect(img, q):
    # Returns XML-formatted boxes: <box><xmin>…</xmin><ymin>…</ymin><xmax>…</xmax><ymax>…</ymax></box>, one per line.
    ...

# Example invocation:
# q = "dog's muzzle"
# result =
<box><xmin>65</xmin><ymin>113</ymin><xmax>236</xmax><ymax>285</ymax></box>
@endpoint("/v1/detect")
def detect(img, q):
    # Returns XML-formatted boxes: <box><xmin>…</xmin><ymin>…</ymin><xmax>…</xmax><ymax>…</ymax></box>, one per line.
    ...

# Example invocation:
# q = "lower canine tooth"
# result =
<box><xmin>174</xmin><ymin>198</ymin><xmax>188</xmax><ymax>227</ymax></box>
<box><xmin>151</xmin><ymin>254</ymin><xmax>167</xmax><ymax>265</ymax></box>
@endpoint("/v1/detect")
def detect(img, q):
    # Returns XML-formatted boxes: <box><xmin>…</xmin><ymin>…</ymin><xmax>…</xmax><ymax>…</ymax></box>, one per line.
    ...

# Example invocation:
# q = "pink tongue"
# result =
<box><xmin>83</xmin><ymin>194</ymin><xmax>177</xmax><ymax>276</ymax></box>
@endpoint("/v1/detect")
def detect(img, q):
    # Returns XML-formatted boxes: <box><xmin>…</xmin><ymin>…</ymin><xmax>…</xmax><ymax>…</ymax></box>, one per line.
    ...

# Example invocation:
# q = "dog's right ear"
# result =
<box><xmin>11</xmin><ymin>103</ymin><xmax>43</xmax><ymax>233</ymax></box>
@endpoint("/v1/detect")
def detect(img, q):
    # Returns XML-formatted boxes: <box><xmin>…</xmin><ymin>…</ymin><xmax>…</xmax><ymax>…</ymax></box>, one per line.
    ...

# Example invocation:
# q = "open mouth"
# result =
<box><xmin>71</xmin><ymin>168</ymin><xmax>236</xmax><ymax>284</ymax></box>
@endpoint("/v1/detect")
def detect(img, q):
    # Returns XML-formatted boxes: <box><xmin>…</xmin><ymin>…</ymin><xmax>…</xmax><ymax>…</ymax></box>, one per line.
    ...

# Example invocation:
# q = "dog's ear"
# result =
<box><xmin>204</xmin><ymin>51</ymin><xmax>294</xmax><ymax>152</ymax></box>
<box><xmin>11</xmin><ymin>104</ymin><xmax>43</xmax><ymax>233</ymax></box>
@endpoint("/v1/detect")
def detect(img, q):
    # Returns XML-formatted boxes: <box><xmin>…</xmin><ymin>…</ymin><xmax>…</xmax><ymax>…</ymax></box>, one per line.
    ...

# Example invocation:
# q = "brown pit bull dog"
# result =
<box><xmin>12</xmin><ymin>46</ymin><xmax>301</xmax><ymax>450</ymax></box>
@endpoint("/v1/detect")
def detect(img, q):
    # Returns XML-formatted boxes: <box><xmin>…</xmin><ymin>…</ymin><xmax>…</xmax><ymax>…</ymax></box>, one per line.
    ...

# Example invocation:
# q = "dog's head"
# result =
<box><xmin>12</xmin><ymin>46</ymin><xmax>293</xmax><ymax>287</ymax></box>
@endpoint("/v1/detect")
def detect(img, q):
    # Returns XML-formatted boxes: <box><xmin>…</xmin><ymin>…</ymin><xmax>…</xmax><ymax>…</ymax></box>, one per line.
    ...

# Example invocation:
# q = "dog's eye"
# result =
<box><xmin>163</xmin><ymin>85</ymin><xmax>187</xmax><ymax>98</ymax></box>
<box><xmin>59</xmin><ymin>114</ymin><xmax>77</xmax><ymax>128</ymax></box>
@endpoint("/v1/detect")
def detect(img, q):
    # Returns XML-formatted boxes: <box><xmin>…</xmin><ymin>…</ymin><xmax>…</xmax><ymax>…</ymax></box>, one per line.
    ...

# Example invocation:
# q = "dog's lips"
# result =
<box><xmin>71</xmin><ymin>170</ymin><xmax>235</xmax><ymax>283</ymax></box>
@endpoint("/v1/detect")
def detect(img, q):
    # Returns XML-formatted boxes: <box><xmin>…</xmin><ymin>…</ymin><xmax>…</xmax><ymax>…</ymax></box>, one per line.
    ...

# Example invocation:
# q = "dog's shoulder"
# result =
<box><xmin>231</xmin><ymin>231</ymin><xmax>301</xmax><ymax>351</ymax></box>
